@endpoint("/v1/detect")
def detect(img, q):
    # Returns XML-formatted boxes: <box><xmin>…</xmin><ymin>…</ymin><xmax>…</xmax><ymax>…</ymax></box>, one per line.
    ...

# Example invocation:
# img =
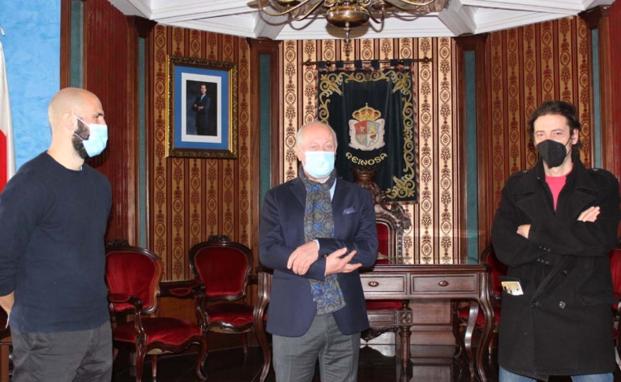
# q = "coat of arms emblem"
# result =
<box><xmin>348</xmin><ymin>103</ymin><xmax>386</xmax><ymax>151</ymax></box>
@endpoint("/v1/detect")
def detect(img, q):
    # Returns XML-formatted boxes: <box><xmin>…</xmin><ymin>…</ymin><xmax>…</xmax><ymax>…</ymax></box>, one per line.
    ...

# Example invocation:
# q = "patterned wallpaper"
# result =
<box><xmin>280</xmin><ymin>16</ymin><xmax>593</xmax><ymax>264</ymax></box>
<box><xmin>144</xmin><ymin>17</ymin><xmax>593</xmax><ymax>276</ymax></box>
<box><xmin>485</xmin><ymin>17</ymin><xmax>593</xmax><ymax>230</ymax></box>
<box><xmin>279</xmin><ymin>38</ymin><xmax>457</xmax><ymax>264</ymax></box>
<box><xmin>149</xmin><ymin>26</ymin><xmax>253</xmax><ymax>280</ymax></box>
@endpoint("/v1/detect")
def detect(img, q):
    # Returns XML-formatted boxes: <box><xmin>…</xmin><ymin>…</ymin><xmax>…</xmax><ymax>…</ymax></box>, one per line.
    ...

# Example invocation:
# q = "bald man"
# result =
<box><xmin>260</xmin><ymin>121</ymin><xmax>378</xmax><ymax>382</ymax></box>
<box><xmin>0</xmin><ymin>87</ymin><xmax>112</xmax><ymax>381</ymax></box>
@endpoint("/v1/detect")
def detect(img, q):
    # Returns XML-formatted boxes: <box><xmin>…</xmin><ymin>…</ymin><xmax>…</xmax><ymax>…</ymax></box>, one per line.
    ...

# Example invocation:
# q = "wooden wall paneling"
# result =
<box><xmin>83</xmin><ymin>0</ymin><xmax>137</xmax><ymax>244</ymax></box>
<box><xmin>595</xmin><ymin>3</ymin><xmax>621</xmax><ymax>180</ymax></box>
<box><xmin>60</xmin><ymin>0</ymin><xmax>72</xmax><ymax>88</ymax></box>
<box><xmin>580</xmin><ymin>3</ymin><xmax>621</xmax><ymax>238</ymax></box>
<box><xmin>452</xmin><ymin>39</ymin><xmax>465</xmax><ymax>263</ymax></box>
<box><xmin>248</xmin><ymin>39</ymin><xmax>280</xmax><ymax>264</ymax></box>
<box><xmin>454</xmin><ymin>34</ymin><xmax>490</xmax><ymax>261</ymax></box>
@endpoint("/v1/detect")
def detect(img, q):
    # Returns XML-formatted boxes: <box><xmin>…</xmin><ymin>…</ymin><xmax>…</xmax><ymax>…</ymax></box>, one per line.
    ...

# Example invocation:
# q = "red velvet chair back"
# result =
<box><xmin>610</xmin><ymin>248</ymin><xmax>621</xmax><ymax>297</ymax></box>
<box><xmin>376</xmin><ymin>222</ymin><xmax>390</xmax><ymax>264</ymax></box>
<box><xmin>105</xmin><ymin>247</ymin><xmax>162</xmax><ymax>314</ymax></box>
<box><xmin>189</xmin><ymin>235</ymin><xmax>252</xmax><ymax>300</ymax></box>
<box><xmin>374</xmin><ymin>201</ymin><xmax>411</xmax><ymax>263</ymax></box>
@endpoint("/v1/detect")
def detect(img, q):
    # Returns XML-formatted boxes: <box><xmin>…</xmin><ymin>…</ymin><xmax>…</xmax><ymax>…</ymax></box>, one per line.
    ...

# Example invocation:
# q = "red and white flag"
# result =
<box><xmin>0</xmin><ymin>40</ymin><xmax>15</xmax><ymax>192</ymax></box>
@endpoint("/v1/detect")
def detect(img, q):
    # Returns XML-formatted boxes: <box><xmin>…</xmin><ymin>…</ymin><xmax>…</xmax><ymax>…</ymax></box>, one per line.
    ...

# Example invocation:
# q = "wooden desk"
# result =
<box><xmin>254</xmin><ymin>264</ymin><xmax>493</xmax><ymax>382</ymax></box>
<box><xmin>361</xmin><ymin>264</ymin><xmax>493</xmax><ymax>382</ymax></box>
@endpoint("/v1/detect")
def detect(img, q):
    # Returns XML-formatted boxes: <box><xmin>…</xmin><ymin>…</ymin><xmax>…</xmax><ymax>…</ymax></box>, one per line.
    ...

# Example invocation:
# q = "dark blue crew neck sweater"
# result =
<box><xmin>0</xmin><ymin>152</ymin><xmax>111</xmax><ymax>332</ymax></box>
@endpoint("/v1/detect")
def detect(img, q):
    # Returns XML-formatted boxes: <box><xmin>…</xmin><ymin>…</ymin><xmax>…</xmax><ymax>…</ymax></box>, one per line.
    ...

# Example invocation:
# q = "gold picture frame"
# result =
<box><xmin>166</xmin><ymin>55</ymin><xmax>237</xmax><ymax>158</ymax></box>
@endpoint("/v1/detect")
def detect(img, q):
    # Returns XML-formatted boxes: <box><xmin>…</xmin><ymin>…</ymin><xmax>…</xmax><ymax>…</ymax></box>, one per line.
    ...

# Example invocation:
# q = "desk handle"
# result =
<box><xmin>367</xmin><ymin>280</ymin><xmax>379</xmax><ymax>288</ymax></box>
<box><xmin>438</xmin><ymin>280</ymin><xmax>449</xmax><ymax>287</ymax></box>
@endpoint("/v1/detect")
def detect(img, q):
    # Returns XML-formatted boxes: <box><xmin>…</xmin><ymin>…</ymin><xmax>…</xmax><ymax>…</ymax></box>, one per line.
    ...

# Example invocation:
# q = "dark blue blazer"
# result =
<box><xmin>259</xmin><ymin>177</ymin><xmax>378</xmax><ymax>337</ymax></box>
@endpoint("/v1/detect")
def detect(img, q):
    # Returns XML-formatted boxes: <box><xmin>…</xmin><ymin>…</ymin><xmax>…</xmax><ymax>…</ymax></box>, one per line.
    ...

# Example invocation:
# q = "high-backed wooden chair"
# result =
<box><xmin>364</xmin><ymin>200</ymin><xmax>413</xmax><ymax>368</ymax></box>
<box><xmin>189</xmin><ymin>235</ymin><xmax>266</xmax><ymax>370</ymax></box>
<box><xmin>105</xmin><ymin>246</ymin><xmax>207</xmax><ymax>382</ymax></box>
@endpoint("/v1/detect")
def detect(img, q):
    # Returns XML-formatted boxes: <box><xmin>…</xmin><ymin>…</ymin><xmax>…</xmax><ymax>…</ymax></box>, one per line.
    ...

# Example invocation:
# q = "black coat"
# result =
<box><xmin>491</xmin><ymin>159</ymin><xmax>620</xmax><ymax>379</ymax></box>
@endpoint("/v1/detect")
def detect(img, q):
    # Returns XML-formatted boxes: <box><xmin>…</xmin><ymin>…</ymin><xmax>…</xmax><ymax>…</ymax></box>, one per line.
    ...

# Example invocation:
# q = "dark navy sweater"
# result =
<box><xmin>0</xmin><ymin>152</ymin><xmax>111</xmax><ymax>332</ymax></box>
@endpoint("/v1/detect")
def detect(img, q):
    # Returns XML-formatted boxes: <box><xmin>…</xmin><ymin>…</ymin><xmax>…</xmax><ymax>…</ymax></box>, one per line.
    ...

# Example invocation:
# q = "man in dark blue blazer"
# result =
<box><xmin>260</xmin><ymin>121</ymin><xmax>378</xmax><ymax>382</ymax></box>
<box><xmin>191</xmin><ymin>83</ymin><xmax>213</xmax><ymax>135</ymax></box>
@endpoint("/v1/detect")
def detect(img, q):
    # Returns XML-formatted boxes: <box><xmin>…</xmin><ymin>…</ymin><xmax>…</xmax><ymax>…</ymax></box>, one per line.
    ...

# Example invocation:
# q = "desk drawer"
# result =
<box><xmin>361</xmin><ymin>275</ymin><xmax>407</xmax><ymax>294</ymax></box>
<box><xmin>411</xmin><ymin>275</ymin><xmax>477</xmax><ymax>293</ymax></box>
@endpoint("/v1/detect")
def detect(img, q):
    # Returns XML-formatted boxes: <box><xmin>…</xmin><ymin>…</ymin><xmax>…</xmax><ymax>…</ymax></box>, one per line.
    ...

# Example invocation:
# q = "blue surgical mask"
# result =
<box><xmin>303</xmin><ymin>151</ymin><xmax>335</xmax><ymax>179</ymax></box>
<box><xmin>75</xmin><ymin>118</ymin><xmax>108</xmax><ymax>158</ymax></box>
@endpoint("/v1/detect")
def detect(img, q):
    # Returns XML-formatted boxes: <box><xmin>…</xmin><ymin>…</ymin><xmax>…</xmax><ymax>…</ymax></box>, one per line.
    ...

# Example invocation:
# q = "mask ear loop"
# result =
<box><xmin>563</xmin><ymin>135</ymin><xmax>574</xmax><ymax>161</ymax></box>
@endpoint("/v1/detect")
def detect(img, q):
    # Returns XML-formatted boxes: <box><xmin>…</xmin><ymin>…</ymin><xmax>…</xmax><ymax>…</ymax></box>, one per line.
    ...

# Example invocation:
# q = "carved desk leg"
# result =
<box><xmin>395</xmin><ymin>308</ymin><xmax>413</xmax><ymax>373</ymax></box>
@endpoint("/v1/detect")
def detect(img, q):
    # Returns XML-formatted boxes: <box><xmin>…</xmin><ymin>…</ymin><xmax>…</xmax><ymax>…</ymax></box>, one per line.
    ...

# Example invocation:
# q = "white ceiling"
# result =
<box><xmin>108</xmin><ymin>0</ymin><xmax>615</xmax><ymax>40</ymax></box>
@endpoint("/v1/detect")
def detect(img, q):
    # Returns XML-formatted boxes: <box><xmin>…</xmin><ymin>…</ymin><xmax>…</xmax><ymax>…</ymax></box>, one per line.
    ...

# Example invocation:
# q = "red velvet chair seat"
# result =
<box><xmin>207</xmin><ymin>303</ymin><xmax>254</xmax><ymax>327</ymax></box>
<box><xmin>113</xmin><ymin>317</ymin><xmax>201</xmax><ymax>346</ymax></box>
<box><xmin>366</xmin><ymin>300</ymin><xmax>404</xmax><ymax>310</ymax></box>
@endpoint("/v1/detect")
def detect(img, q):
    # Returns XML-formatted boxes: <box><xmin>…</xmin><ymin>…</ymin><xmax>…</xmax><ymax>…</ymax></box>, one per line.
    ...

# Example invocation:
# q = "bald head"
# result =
<box><xmin>48</xmin><ymin>87</ymin><xmax>102</xmax><ymax>130</ymax></box>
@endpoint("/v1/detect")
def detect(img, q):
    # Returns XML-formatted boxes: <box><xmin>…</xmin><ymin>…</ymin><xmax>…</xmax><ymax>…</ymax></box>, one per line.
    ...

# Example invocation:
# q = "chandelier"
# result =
<box><xmin>250</xmin><ymin>0</ymin><xmax>449</xmax><ymax>40</ymax></box>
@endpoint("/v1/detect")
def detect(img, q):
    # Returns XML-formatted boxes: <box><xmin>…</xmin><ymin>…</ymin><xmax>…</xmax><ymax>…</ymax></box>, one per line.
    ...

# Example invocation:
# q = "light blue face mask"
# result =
<box><xmin>303</xmin><ymin>151</ymin><xmax>335</xmax><ymax>179</ymax></box>
<box><xmin>75</xmin><ymin>118</ymin><xmax>108</xmax><ymax>158</ymax></box>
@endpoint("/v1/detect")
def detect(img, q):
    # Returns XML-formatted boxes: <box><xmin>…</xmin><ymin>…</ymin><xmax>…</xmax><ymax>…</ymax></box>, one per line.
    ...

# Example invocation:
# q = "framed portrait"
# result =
<box><xmin>166</xmin><ymin>55</ymin><xmax>237</xmax><ymax>158</ymax></box>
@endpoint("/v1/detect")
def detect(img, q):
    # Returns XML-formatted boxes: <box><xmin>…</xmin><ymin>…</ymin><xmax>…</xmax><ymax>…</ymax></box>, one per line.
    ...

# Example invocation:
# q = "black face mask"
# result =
<box><xmin>536</xmin><ymin>139</ymin><xmax>570</xmax><ymax>168</ymax></box>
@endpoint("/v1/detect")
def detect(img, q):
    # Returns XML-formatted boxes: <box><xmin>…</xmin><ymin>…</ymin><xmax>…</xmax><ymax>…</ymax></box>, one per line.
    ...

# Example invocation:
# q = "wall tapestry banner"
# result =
<box><xmin>318</xmin><ymin>70</ymin><xmax>417</xmax><ymax>202</ymax></box>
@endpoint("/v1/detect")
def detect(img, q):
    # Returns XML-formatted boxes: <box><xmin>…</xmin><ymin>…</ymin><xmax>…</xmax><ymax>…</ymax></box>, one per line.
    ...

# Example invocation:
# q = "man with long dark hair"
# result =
<box><xmin>492</xmin><ymin>100</ymin><xmax>620</xmax><ymax>381</ymax></box>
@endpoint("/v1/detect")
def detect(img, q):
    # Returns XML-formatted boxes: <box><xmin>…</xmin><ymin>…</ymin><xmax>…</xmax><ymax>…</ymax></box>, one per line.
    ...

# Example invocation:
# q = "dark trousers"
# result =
<box><xmin>273</xmin><ymin>313</ymin><xmax>360</xmax><ymax>382</ymax></box>
<box><xmin>11</xmin><ymin>321</ymin><xmax>112</xmax><ymax>382</ymax></box>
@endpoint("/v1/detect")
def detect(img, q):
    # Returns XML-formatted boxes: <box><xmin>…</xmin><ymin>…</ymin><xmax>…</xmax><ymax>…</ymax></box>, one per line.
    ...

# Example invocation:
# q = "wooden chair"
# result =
<box><xmin>363</xmin><ymin>200</ymin><xmax>413</xmax><ymax>369</ymax></box>
<box><xmin>454</xmin><ymin>245</ymin><xmax>505</xmax><ymax>365</ymax></box>
<box><xmin>189</xmin><ymin>235</ymin><xmax>267</xmax><ymax>374</ymax></box>
<box><xmin>105</xmin><ymin>246</ymin><xmax>207</xmax><ymax>382</ymax></box>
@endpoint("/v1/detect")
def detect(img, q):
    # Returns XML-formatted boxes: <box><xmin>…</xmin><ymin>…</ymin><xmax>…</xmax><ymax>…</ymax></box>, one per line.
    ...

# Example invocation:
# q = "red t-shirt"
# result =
<box><xmin>545</xmin><ymin>174</ymin><xmax>567</xmax><ymax>211</ymax></box>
